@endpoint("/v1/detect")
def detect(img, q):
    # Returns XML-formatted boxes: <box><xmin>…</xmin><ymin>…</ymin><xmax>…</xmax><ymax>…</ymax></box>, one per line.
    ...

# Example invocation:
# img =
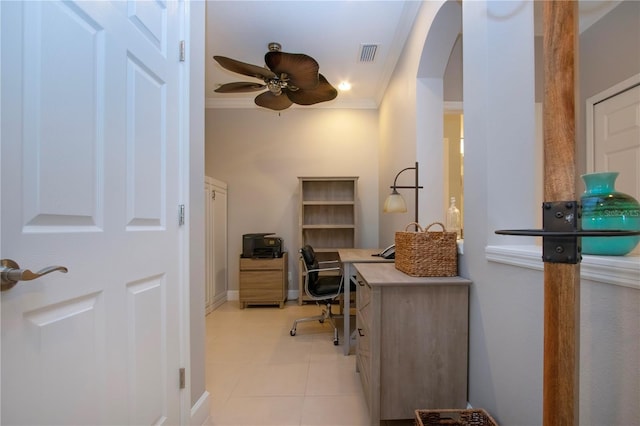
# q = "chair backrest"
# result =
<box><xmin>300</xmin><ymin>245</ymin><xmax>319</xmax><ymax>286</ymax></box>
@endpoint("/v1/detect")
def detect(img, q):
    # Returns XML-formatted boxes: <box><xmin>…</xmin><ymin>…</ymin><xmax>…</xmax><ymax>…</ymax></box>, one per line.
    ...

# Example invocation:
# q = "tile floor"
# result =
<box><xmin>205</xmin><ymin>300</ymin><xmax>369</xmax><ymax>425</ymax></box>
<box><xmin>205</xmin><ymin>301</ymin><xmax>417</xmax><ymax>426</ymax></box>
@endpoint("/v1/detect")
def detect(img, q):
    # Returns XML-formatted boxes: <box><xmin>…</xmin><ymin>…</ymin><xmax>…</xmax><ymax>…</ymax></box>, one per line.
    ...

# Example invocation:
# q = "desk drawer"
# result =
<box><xmin>240</xmin><ymin>257</ymin><xmax>284</xmax><ymax>271</ymax></box>
<box><xmin>356</xmin><ymin>312</ymin><xmax>371</xmax><ymax>362</ymax></box>
<box><xmin>356</xmin><ymin>309</ymin><xmax>371</xmax><ymax>410</ymax></box>
<box><xmin>355</xmin><ymin>272</ymin><xmax>371</xmax><ymax>308</ymax></box>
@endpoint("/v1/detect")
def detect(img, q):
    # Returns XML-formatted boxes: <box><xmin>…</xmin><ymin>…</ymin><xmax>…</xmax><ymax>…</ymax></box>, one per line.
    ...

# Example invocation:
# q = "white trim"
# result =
<box><xmin>179</xmin><ymin>1</ymin><xmax>192</xmax><ymax>424</ymax></box>
<box><xmin>486</xmin><ymin>245</ymin><xmax>640</xmax><ymax>290</ymax></box>
<box><xmin>190</xmin><ymin>391</ymin><xmax>211</xmax><ymax>426</ymax></box>
<box><xmin>204</xmin><ymin>97</ymin><xmax>378</xmax><ymax>110</ymax></box>
<box><xmin>585</xmin><ymin>73</ymin><xmax>640</xmax><ymax>173</ymax></box>
<box><xmin>0</xmin><ymin>1</ymin><xmax>3</xmax><ymax>263</ymax></box>
<box><xmin>182</xmin><ymin>0</ymin><xmax>206</xmax><ymax>423</ymax></box>
<box><xmin>210</xmin><ymin>294</ymin><xmax>227</xmax><ymax>312</ymax></box>
<box><xmin>444</xmin><ymin>101</ymin><xmax>463</xmax><ymax>113</ymax></box>
<box><xmin>227</xmin><ymin>290</ymin><xmax>239</xmax><ymax>301</ymax></box>
<box><xmin>227</xmin><ymin>290</ymin><xmax>301</xmax><ymax>304</ymax></box>
<box><xmin>288</xmin><ymin>289</ymin><xmax>300</xmax><ymax>301</ymax></box>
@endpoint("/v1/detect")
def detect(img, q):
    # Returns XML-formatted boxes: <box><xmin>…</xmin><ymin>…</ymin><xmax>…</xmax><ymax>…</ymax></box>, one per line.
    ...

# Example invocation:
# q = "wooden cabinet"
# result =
<box><xmin>354</xmin><ymin>263</ymin><xmax>471</xmax><ymax>425</ymax></box>
<box><xmin>239</xmin><ymin>253</ymin><xmax>288</xmax><ymax>308</ymax></box>
<box><xmin>298</xmin><ymin>177</ymin><xmax>358</xmax><ymax>304</ymax></box>
<box><xmin>205</xmin><ymin>176</ymin><xmax>228</xmax><ymax>314</ymax></box>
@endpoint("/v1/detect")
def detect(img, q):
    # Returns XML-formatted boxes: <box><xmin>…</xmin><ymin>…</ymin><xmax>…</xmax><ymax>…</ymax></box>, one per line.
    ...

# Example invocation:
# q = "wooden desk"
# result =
<box><xmin>354</xmin><ymin>263</ymin><xmax>471</xmax><ymax>424</ymax></box>
<box><xmin>337</xmin><ymin>248</ymin><xmax>393</xmax><ymax>355</ymax></box>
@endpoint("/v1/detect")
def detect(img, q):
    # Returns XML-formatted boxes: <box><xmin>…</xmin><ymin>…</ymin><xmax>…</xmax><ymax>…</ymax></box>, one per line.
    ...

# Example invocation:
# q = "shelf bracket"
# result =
<box><xmin>541</xmin><ymin>201</ymin><xmax>579</xmax><ymax>263</ymax></box>
<box><xmin>496</xmin><ymin>201</ymin><xmax>640</xmax><ymax>264</ymax></box>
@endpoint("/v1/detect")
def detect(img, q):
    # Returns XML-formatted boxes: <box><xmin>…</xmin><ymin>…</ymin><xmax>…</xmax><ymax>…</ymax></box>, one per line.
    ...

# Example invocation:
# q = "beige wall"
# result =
<box><xmin>205</xmin><ymin>108</ymin><xmax>379</xmax><ymax>295</ymax></box>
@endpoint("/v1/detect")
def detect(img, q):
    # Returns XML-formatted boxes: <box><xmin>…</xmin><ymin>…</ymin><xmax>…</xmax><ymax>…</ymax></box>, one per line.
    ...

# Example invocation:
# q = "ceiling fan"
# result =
<box><xmin>213</xmin><ymin>42</ymin><xmax>338</xmax><ymax>111</ymax></box>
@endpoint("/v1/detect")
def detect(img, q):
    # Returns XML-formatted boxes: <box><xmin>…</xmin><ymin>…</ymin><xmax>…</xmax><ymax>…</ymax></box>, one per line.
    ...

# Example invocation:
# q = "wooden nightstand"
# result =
<box><xmin>239</xmin><ymin>252</ymin><xmax>288</xmax><ymax>308</ymax></box>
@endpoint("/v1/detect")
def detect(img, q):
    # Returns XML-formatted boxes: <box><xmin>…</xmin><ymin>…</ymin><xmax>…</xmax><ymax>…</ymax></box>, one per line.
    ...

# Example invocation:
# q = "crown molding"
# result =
<box><xmin>205</xmin><ymin>97</ymin><xmax>378</xmax><ymax>110</ymax></box>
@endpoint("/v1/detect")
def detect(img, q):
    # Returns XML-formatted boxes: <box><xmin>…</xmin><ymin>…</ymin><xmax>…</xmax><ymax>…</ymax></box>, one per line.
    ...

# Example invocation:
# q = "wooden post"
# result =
<box><xmin>542</xmin><ymin>2</ymin><xmax>580</xmax><ymax>425</ymax></box>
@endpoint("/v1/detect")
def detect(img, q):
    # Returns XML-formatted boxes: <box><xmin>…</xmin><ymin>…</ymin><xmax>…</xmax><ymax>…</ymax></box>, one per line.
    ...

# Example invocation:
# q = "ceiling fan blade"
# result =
<box><xmin>254</xmin><ymin>91</ymin><xmax>293</xmax><ymax>111</ymax></box>
<box><xmin>286</xmin><ymin>74</ymin><xmax>338</xmax><ymax>106</ymax></box>
<box><xmin>214</xmin><ymin>55</ymin><xmax>276</xmax><ymax>81</ymax></box>
<box><xmin>265</xmin><ymin>51</ymin><xmax>320</xmax><ymax>90</ymax></box>
<box><xmin>214</xmin><ymin>82</ymin><xmax>266</xmax><ymax>93</ymax></box>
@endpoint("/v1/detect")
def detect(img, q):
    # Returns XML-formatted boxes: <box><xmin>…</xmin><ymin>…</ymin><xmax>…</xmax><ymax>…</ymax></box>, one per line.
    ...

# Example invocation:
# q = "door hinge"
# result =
<box><xmin>178</xmin><ymin>204</ymin><xmax>185</xmax><ymax>226</ymax></box>
<box><xmin>179</xmin><ymin>367</ymin><xmax>186</xmax><ymax>389</ymax></box>
<box><xmin>179</xmin><ymin>40</ymin><xmax>185</xmax><ymax>62</ymax></box>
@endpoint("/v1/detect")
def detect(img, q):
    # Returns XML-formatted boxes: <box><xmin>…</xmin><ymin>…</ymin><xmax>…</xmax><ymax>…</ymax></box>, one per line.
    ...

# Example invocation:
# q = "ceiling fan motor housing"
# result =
<box><xmin>267</xmin><ymin>79</ymin><xmax>283</xmax><ymax>95</ymax></box>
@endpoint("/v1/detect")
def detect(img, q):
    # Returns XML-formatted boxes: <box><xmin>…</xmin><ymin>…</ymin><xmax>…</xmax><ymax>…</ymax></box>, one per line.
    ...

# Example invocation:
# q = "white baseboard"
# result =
<box><xmin>288</xmin><ymin>290</ymin><xmax>300</xmax><ymax>301</ymax></box>
<box><xmin>227</xmin><ymin>290</ymin><xmax>302</xmax><ymax>303</ymax></box>
<box><xmin>190</xmin><ymin>390</ymin><xmax>210</xmax><ymax>425</ymax></box>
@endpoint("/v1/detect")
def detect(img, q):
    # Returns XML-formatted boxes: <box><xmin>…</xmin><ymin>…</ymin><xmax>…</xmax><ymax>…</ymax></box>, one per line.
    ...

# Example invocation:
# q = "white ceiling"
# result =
<box><xmin>205</xmin><ymin>0</ymin><xmax>622</xmax><ymax>111</ymax></box>
<box><xmin>205</xmin><ymin>1</ymin><xmax>421</xmax><ymax>110</ymax></box>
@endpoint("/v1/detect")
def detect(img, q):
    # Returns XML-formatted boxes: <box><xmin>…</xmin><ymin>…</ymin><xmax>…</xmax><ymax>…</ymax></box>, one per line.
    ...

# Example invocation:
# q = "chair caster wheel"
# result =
<box><xmin>333</xmin><ymin>339</ymin><xmax>339</xmax><ymax>346</ymax></box>
<box><xmin>290</xmin><ymin>330</ymin><xmax>296</xmax><ymax>336</ymax></box>
<box><xmin>319</xmin><ymin>319</ymin><xmax>325</xmax><ymax>324</ymax></box>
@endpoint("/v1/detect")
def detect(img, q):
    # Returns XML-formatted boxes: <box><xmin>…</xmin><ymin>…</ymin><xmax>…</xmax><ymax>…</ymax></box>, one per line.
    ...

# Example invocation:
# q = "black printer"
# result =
<box><xmin>242</xmin><ymin>233</ymin><xmax>283</xmax><ymax>258</ymax></box>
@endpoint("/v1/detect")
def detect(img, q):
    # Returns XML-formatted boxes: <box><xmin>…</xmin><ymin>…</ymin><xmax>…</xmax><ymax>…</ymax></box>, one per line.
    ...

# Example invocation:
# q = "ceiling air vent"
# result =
<box><xmin>359</xmin><ymin>44</ymin><xmax>378</xmax><ymax>62</ymax></box>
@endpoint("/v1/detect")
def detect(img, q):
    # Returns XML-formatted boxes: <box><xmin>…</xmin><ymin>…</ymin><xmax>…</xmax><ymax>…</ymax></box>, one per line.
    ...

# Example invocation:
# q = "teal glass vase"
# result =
<box><xmin>580</xmin><ymin>172</ymin><xmax>640</xmax><ymax>256</ymax></box>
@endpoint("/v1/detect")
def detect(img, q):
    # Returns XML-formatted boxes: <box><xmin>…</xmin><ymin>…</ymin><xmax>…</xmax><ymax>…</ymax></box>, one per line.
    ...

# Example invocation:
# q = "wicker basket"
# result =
<box><xmin>395</xmin><ymin>222</ymin><xmax>457</xmax><ymax>277</ymax></box>
<box><xmin>415</xmin><ymin>409</ymin><xmax>498</xmax><ymax>426</ymax></box>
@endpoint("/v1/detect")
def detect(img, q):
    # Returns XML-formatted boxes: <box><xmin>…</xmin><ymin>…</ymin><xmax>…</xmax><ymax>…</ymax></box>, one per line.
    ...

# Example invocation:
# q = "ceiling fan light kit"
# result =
<box><xmin>213</xmin><ymin>42</ymin><xmax>338</xmax><ymax>111</ymax></box>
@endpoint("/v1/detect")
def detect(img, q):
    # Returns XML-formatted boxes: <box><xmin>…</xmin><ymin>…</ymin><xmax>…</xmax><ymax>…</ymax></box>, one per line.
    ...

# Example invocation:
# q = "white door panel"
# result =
<box><xmin>1</xmin><ymin>1</ymin><xmax>184</xmax><ymax>424</ymax></box>
<box><xmin>594</xmin><ymin>84</ymin><xmax>640</xmax><ymax>199</ymax></box>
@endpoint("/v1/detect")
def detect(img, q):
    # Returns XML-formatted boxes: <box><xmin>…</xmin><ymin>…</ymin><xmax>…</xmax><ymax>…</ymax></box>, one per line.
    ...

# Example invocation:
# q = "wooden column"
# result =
<box><xmin>542</xmin><ymin>2</ymin><xmax>580</xmax><ymax>425</ymax></box>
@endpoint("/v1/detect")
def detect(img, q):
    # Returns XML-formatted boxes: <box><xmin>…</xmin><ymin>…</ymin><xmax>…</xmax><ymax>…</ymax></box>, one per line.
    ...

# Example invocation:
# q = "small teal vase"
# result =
<box><xmin>580</xmin><ymin>172</ymin><xmax>640</xmax><ymax>256</ymax></box>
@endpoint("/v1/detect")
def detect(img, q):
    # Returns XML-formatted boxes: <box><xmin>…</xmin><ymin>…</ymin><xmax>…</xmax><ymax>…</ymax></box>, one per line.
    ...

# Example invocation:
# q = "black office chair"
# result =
<box><xmin>290</xmin><ymin>245</ymin><xmax>354</xmax><ymax>345</ymax></box>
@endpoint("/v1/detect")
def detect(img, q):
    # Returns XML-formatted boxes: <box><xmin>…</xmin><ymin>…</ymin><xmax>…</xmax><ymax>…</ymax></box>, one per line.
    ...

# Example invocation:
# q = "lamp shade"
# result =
<box><xmin>383</xmin><ymin>190</ymin><xmax>407</xmax><ymax>213</ymax></box>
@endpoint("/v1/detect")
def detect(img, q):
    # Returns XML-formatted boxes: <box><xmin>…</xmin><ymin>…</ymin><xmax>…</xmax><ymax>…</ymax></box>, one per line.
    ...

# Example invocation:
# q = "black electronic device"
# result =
<box><xmin>372</xmin><ymin>244</ymin><xmax>395</xmax><ymax>259</ymax></box>
<box><xmin>242</xmin><ymin>233</ymin><xmax>283</xmax><ymax>258</ymax></box>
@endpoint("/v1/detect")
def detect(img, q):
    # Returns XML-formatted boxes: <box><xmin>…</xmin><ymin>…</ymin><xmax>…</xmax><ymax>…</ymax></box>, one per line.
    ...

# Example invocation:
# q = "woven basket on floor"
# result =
<box><xmin>395</xmin><ymin>222</ymin><xmax>457</xmax><ymax>277</ymax></box>
<box><xmin>415</xmin><ymin>408</ymin><xmax>498</xmax><ymax>426</ymax></box>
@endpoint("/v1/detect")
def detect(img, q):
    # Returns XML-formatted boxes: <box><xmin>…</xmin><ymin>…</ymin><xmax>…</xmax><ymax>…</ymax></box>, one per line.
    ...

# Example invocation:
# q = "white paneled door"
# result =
<box><xmin>1</xmin><ymin>1</ymin><xmax>185</xmax><ymax>424</ymax></box>
<box><xmin>594</xmin><ymin>83</ymin><xmax>640</xmax><ymax>199</ymax></box>
<box><xmin>205</xmin><ymin>177</ymin><xmax>228</xmax><ymax>314</ymax></box>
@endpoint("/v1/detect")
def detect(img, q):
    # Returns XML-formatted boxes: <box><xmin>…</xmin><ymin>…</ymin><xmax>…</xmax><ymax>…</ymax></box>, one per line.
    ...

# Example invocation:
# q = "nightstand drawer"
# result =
<box><xmin>239</xmin><ymin>252</ymin><xmax>288</xmax><ymax>308</ymax></box>
<box><xmin>239</xmin><ymin>270</ymin><xmax>283</xmax><ymax>288</ymax></box>
<box><xmin>240</xmin><ymin>257</ymin><xmax>284</xmax><ymax>271</ymax></box>
<box><xmin>239</xmin><ymin>287</ymin><xmax>284</xmax><ymax>300</ymax></box>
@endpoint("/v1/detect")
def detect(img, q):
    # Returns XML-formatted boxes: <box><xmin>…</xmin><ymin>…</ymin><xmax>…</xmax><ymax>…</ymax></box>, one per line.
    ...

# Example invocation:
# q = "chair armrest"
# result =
<box><xmin>318</xmin><ymin>260</ymin><xmax>341</xmax><ymax>265</ymax></box>
<box><xmin>306</xmin><ymin>266</ymin><xmax>341</xmax><ymax>274</ymax></box>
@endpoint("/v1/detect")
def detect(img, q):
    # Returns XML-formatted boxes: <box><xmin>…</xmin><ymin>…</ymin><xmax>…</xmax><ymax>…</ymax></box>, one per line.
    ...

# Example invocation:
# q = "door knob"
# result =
<box><xmin>1</xmin><ymin>259</ymin><xmax>68</xmax><ymax>291</ymax></box>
